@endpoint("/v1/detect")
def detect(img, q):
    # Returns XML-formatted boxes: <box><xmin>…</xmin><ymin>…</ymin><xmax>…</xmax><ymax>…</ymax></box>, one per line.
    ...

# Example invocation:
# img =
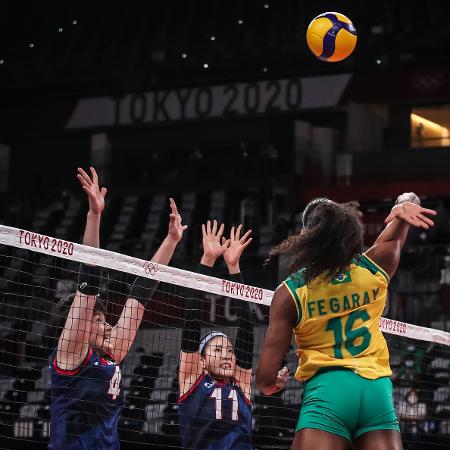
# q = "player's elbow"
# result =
<box><xmin>258</xmin><ymin>383</ymin><xmax>276</xmax><ymax>396</ymax></box>
<box><xmin>256</xmin><ymin>371</ymin><xmax>276</xmax><ymax>395</ymax></box>
<box><xmin>257</xmin><ymin>381</ymin><xmax>278</xmax><ymax>396</ymax></box>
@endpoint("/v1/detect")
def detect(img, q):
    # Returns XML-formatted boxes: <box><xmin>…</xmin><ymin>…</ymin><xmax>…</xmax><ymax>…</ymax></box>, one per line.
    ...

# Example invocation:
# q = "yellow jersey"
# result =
<box><xmin>283</xmin><ymin>254</ymin><xmax>391</xmax><ymax>381</ymax></box>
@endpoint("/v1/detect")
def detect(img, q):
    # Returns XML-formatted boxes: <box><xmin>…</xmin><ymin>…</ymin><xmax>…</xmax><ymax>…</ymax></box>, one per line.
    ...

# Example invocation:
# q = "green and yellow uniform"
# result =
<box><xmin>284</xmin><ymin>253</ymin><xmax>400</xmax><ymax>441</ymax></box>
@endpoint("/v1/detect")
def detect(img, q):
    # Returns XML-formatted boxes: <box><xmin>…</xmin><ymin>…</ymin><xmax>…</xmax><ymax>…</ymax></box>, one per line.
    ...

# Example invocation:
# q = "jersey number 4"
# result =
<box><xmin>211</xmin><ymin>388</ymin><xmax>239</xmax><ymax>421</ymax></box>
<box><xmin>108</xmin><ymin>366</ymin><xmax>122</xmax><ymax>400</ymax></box>
<box><xmin>326</xmin><ymin>310</ymin><xmax>372</xmax><ymax>358</ymax></box>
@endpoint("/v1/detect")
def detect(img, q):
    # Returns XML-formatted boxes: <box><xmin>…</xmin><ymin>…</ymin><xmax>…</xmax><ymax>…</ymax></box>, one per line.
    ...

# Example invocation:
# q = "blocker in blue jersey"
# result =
<box><xmin>178</xmin><ymin>221</ymin><xmax>289</xmax><ymax>450</ymax></box>
<box><xmin>48</xmin><ymin>167</ymin><xmax>186</xmax><ymax>450</ymax></box>
<box><xmin>49</xmin><ymin>348</ymin><xmax>123</xmax><ymax>450</ymax></box>
<box><xmin>178</xmin><ymin>364</ymin><xmax>253</xmax><ymax>450</ymax></box>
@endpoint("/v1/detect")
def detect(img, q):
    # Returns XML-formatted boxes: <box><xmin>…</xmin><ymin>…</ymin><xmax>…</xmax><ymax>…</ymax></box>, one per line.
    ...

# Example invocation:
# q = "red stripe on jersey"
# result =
<box><xmin>178</xmin><ymin>373</ymin><xmax>206</xmax><ymax>403</ymax></box>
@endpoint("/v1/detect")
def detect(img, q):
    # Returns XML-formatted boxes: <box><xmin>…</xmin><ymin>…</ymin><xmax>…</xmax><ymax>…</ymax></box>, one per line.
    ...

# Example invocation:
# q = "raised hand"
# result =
<box><xmin>222</xmin><ymin>224</ymin><xmax>252</xmax><ymax>271</ymax></box>
<box><xmin>201</xmin><ymin>220</ymin><xmax>229</xmax><ymax>266</ymax></box>
<box><xmin>385</xmin><ymin>202</ymin><xmax>436</xmax><ymax>229</ymax></box>
<box><xmin>77</xmin><ymin>167</ymin><xmax>107</xmax><ymax>215</ymax></box>
<box><xmin>167</xmin><ymin>197</ymin><xmax>188</xmax><ymax>243</ymax></box>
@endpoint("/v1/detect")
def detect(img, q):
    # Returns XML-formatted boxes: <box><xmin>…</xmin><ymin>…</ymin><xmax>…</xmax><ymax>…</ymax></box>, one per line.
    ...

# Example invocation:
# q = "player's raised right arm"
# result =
<box><xmin>222</xmin><ymin>225</ymin><xmax>254</xmax><ymax>397</ymax></box>
<box><xmin>365</xmin><ymin>193</ymin><xmax>436</xmax><ymax>278</ymax></box>
<box><xmin>112</xmin><ymin>198</ymin><xmax>187</xmax><ymax>364</ymax></box>
<box><xmin>56</xmin><ymin>167</ymin><xmax>107</xmax><ymax>371</ymax></box>
<box><xmin>179</xmin><ymin>221</ymin><xmax>228</xmax><ymax>394</ymax></box>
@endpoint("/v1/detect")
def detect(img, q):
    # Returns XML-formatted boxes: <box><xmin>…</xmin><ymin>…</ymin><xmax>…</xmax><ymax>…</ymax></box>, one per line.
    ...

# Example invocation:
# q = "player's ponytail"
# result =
<box><xmin>267</xmin><ymin>199</ymin><xmax>363</xmax><ymax>284</ymax></box>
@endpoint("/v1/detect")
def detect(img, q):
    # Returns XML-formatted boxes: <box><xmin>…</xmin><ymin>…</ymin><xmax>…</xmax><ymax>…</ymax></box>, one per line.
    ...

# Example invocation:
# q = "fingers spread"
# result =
<box><xmin>241</xmin><ymin>237</ymin><xmax>253</xmax><ymax>248</ymax></box>
<box><xmin>407</xmin><ymin>216</ymin><xmax>422</xmax><ymax>227</ymax></box>
<box><xmin>416</xmin><ymin>217</ymin><xmax>430</xmax><ymax>229</ymax></box>
<box><xmin>217</xmin><ymin>223</ymin><xmax>225</xmax><ymax>239</ymax></box>
<box><xmin>235</xmin><ymin>224</ymin><xmax>242</xmax><ymax>240</ymax></box>
<box><xmin>421</xmin><ymin>207</ymin><xmax>437</xmax><ymax>216</ymax></box>
<box><xmin>77</xmin><ymin>168</ymin><xmax>92</xmax><ymax>185</ymax></box>
<box><xmin>418</xmin><ymin>213</ymin><xmax>434</xmax><ymax>227</ymax></box>
<box><xmin>90</xmin><ymin>167</ymin><xmax>98</xmax><ymax>185</ymax></box>
<box><xmin>240</xmin><ymin>229</ymin><xmax>252</xmax><ymax>243</ymax></box>
<box><xmin>76</xmin><ymin>174</ymin><xmax>89</xmax><ymax>188</ymax></box>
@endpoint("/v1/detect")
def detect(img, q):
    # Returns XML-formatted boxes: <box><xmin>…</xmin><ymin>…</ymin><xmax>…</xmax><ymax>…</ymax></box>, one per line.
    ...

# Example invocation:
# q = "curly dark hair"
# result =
<box><xmin>267</xmin><ymin>198</ymin><xmax>364</xmax><ymax>284</ymax></box>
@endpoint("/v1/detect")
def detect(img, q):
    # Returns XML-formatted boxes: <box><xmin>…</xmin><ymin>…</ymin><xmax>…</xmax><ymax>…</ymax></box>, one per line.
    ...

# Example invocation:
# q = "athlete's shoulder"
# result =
<box><xmin>178</xmin><ymin>373</ymin><xmax>208</xmax><ymax>403</ymax></box>
<box><xmin>50</xmin><ymin>347</ymin><xmax>95</xmax><ymax>377</ymax></box>
<box><xmin>354</xmin><ymin>253</ymin><xmax>389</xmax><ymax>284</ymax></box>
<box><xmin>281</xmin><ymin>270</ymin><xmax>306</xmax><ymax>327</ymax></box>
<box><xmin>284</xmin><ymin>268</ymin><xmax>307</xmax><ymax>290</ymax></box>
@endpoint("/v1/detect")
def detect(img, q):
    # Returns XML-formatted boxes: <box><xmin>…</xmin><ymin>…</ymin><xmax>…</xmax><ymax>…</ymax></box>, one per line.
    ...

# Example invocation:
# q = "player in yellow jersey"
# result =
<box><xmin>256</xmin><ymin>194</ymin><xmax>436</xmax><ymax>450</ymax></box>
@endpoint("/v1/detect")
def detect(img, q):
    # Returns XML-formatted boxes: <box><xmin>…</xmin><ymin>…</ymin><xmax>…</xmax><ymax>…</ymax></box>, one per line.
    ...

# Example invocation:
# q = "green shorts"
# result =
<box><xmin>297</xmin><ymin>368</ymin><xmax>400</xmax><ymax>442</ymax></box>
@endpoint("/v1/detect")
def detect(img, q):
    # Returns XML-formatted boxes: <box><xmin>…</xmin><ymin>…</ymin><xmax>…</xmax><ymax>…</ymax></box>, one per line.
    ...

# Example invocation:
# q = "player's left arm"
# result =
<box><xmin>256</xmin><ymin>284</ymin><xmax>296</xmax><ymax>395</ymax></box>
<box><xmin>110</xmin><ymin>198</ymin><xmax>186</xmax><ymax>363</ymax></box>
<box><xmin>222</xmin><ymin>225</ymin><xmax>255</xmax><ymax>399</ymax></box>
<box><xmin>56</xmin><ymin>167</ymin><xmax>106</xmax><ymax>371</ymax></box>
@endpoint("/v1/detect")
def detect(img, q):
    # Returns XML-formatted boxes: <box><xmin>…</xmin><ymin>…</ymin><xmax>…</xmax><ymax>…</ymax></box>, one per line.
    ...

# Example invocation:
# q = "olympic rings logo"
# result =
<box><xmin>143</xmin><ymin>261</ymin><xmax>158</xmax><ymax>276</ymax></box>
<box><xmin>410</xmin><ymin>73</ymin><xmax>446</xmax><ymax>92</ymax></box>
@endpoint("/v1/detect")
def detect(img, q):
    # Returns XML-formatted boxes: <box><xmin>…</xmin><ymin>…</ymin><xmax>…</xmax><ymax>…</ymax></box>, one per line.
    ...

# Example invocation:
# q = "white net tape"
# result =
<box><xmin>0</xmin><ymin>225</ymin><xmax>448</xmax><ymax>348</ymax></box>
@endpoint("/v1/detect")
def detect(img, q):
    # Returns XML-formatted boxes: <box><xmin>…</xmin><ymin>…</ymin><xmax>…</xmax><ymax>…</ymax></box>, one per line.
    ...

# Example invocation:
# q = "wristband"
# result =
<box><xmin>228</xmin><ymin>272</ymin><xmax>244</xmax><ymax>283</ymax></box>
<box><xmin>129</xmin><ymin>277</ymin><xmax>158</xmax><ymax>308</ymax></box>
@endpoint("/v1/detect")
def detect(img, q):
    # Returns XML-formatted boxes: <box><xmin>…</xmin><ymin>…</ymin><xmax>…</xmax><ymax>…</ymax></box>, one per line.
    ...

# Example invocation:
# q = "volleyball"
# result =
<box><xmin>306</xmin><ymin>12</ymin><xmax>357</xmax><ymax>62</ymax></box>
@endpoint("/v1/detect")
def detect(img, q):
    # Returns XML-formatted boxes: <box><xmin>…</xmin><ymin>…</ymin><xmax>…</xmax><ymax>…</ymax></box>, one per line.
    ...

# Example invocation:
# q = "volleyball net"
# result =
<box><xmin>0</xmin><ymin>225</ymin><xmax>449</xmax><ymax>449</ymax></box>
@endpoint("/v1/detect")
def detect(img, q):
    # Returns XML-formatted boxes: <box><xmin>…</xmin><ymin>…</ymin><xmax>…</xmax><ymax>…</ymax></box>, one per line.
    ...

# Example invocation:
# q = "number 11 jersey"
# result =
<box><xmin>178</xmin><ymin>372</ymin><xmax>252</xmax><ymax>450</ymax></box>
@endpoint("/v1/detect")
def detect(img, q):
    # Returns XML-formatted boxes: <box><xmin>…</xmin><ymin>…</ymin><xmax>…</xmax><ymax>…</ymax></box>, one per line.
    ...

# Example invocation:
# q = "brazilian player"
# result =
<box><xmin>49</xmin><ymin>167</ymin><xmax>187</xmax><ymax>450</ymax></box>
<box><xmin>256</xmin><ymin>194</ymin><xmax>436</xmax><ymax>450</ymax></box>
<box><xmin>178</xmin><ymin>221</ymin><xmax>287</xmax><ymax>450</ymax></box>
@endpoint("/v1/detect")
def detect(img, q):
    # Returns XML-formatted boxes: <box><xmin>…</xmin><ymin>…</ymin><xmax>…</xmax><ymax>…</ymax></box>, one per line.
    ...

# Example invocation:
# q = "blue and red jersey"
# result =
<box><xmin>48</xmin><ymin>348</ymin><xmax>123</xmax><ymax>450</ymax></box>
<box><xmin>178</xmin><ymin>372</ymin><xmax>252</xmax><ymax>450</ymax></box>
